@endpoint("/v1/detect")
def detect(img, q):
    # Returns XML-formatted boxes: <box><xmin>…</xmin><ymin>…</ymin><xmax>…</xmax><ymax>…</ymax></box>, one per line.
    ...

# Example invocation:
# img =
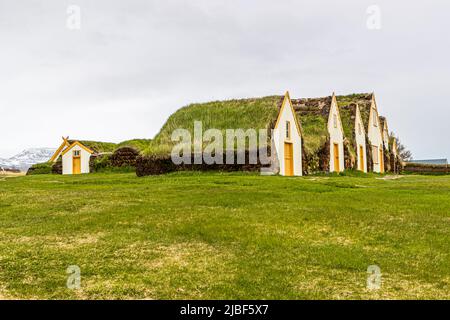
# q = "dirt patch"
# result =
<box><xmin>0</xmin><ymin>172</ymin><xmax>25</xmax><ymax>179</ymax></box>
<box><xmin>14</xmin><ymin>233</ymin><xmax>105</xmax><ymax>249</ymax></box>
<box><xmin>376</xmin><ymin>175</ymin><xmax>403</xmax><ymax>180</ymax></box>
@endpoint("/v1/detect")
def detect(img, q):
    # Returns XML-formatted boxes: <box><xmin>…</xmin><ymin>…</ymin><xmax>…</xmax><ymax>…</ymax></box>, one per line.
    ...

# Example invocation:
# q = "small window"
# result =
<box><xmin>358</xmin><ymin>123</ymin><xmax>362</xmax><ymax>135</ymax></box>
<box><xmin>286</xmin><ymin>121</ymin><xmax>291</xmax><ymax>139</ymax></box>
<box><xmin>372</xmin><ymin>146</ymin><xmax>379</xmax><ymax>164</ymax></box>
<box><xmin>333</xmin><ymin>114</ymin><xmax>338</xmax><ymax>128</ymax></box>
<box><xmin>373</xmin><ymin>109</ymin><xmax>378</xmax><ymax>126</ymax></box>
<box><xmin>73</xmin><ymin>150</ymin><xmax>80</xmax><ymax>157</ymax></box>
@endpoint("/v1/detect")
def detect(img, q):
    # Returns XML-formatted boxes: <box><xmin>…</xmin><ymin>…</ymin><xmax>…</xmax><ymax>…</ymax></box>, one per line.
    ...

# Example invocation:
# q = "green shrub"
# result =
<box><xmin>26</xmin><ymin>162</ymin><xmax>53</xmax><ymax>175</ymax></box>
<box><xmin>92</xmin><ymin>154</ymin><xmax>112</xmax><ymax>172</ymax></box>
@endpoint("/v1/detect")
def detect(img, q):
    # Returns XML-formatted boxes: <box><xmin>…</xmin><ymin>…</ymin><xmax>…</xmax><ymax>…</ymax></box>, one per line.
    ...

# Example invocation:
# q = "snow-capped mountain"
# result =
<box><xmin>0</xmin><ymin>148</ymin><xmax>56</xmax><ymax>171</ymax></box>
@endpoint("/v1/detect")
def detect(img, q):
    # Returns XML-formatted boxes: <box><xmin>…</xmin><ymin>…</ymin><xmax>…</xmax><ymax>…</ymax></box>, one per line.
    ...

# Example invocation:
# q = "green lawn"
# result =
<box><xmin>0</xmin><ymin>172</ymin><xmax>448</xmax><ymax>299</ymax></box>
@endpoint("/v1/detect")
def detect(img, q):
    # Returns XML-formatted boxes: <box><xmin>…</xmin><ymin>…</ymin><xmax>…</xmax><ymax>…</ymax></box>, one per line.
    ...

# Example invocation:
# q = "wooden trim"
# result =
<box><xmin>330</xmin><ymin>94</ymin><xmax>345</xmax><ymax>137</ymax></box>
<box><xmin>359</xmin><ymin>145</ymin><xmax>364</xmax><ymax>171</ymax></box>
<box><xmin>355</xmin><ymin>105</ymin><xmax>366</xmax><ymax>136</ymax></box>
<box><xmin>274</xmin><ymin>91</ymin><xmax>303</xmax><ymax>137</ymax></box>
<box><xmin>72</xmin><ymin>149</ymin><xmax>81</xmax><ymax>157</ymax></box>
<box><xmin>61</xmin><ymin>141</ymin><xmax>94</xmax><ymax>156</ymax></box>
<box><xmin>380</xmin><ymin>146</ymin><xmax>384</xmax><ymax>173</ymax></box>
<box><xmin>372</xmin><ymin>145</ymin><xmax>379</xmax><ymax>164</ymax></box>
<box><xmin>50</xmin><ymin>137</ymin><xmax>70</xmax><ymax>162</ymax></box>
<box><xmin>370</xmin><ymin>94</ymin><xmax>384</xmax><ymax>138</ymax></box>
<box><xmin>286</xmin><ymin>120</ymin><xmax>291</xmax><ymax>139</ymax></box>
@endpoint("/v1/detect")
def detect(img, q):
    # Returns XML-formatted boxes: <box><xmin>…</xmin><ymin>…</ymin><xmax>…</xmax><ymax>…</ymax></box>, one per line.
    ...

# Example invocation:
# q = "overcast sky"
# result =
<box><xmin>1</xmin><ymin>0</ymin><xmax>449</xmax><ymax>159</ymax></box>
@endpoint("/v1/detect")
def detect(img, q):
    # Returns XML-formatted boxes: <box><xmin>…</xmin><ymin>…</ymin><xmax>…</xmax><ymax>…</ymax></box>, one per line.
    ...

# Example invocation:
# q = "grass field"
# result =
<box><xmin>0</xmin><ymin>172</ymin><xmax>448</xmax><ymax>299</ymax></box>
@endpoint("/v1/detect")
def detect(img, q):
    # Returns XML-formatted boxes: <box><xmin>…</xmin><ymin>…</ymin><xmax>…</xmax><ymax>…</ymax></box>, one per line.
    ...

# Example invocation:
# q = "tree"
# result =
<box><xmin>390</xmin><ymin>132</ymin><xmax>412</xmax><ymax>161</ymax></box>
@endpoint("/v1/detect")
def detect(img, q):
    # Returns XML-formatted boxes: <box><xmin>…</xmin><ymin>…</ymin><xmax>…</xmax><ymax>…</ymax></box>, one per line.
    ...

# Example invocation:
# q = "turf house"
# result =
<box><xmin>42</xmin><ymin>91</ymin><xmax>400</xmax><ymax>177</ymax></box>
<box><xmin>337</xmin><ymin>100</ymin><xmax>368</xmax><ymax>172</ymax></box>
<box><xmin>50</xmin><ymin>137</ymin><xmax>93</xmax><ymax>175</ymax></box>
<box><xmin>291</xmin><ymin>93</ymin><xmax>345</xmax><ymax>174</ymax></box>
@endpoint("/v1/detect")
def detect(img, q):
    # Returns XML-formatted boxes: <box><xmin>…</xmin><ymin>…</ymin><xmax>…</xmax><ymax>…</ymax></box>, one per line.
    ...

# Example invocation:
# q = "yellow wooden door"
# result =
<box><xmin>333</xmin><ymin>143</ymin><xmax>340</xmax><ymax>172</ymax></box>
<box><xmin>380</xmin><ymin>148</ymin><xmax>384</xmax><ymax>173</ymax></box>
<box><xmin>284</xmin><ymin>143</ymin><xmax>293</xmax><ymax>176</ymax></box>
<box><xmin>359</xmin><ymin>145</ymin><xmax>364</xmax><ymax>171</ymax></box>
<box><xmin>73</xmin><ymin>157</ymin><xmax>81</xmax><ymax>174</ymax></box>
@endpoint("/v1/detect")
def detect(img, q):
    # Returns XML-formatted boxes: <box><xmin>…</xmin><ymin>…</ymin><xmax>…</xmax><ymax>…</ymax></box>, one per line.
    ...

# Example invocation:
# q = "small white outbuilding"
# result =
<box><xmin>50</xmin><ymin>137</ymin><xmax>94</xmax><ymax>175</ymax></box>
<box><xmin>273</xmin><ymin>92</ymin><xmax>303</xmax><ymax>176</ymax></box>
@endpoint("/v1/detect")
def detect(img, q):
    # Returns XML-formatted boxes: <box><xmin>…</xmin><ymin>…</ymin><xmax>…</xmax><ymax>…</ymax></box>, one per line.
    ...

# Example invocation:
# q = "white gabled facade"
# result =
<box><xmin>62</xmin><ymin>143</ymin><xmax>92</xmax><ymax>175</ymax></box>
<box><xmin>382</xmin><ymin>119</ymin><xmax>390</xmax><ymax>152</ymax></box>
<box><xmin>367</xmin><ymin>95</ymin><xmax>384</xmax><ymax>173</ymax></box>
<box><xmin>273</xmin><ymin>92</ymin><xmax>303</xmax><ymax>176</ymax></box>
<box><xmin>327</xmin><ymin>94</ymin><xmax>345</xmax><ymax>172</ymax></box>
<box><xmin>355</xmin><ymin>105</ymin><xmax>368</xmax><ymax>172</ymax></box>
<box><xmin>49</xmin><ymin>139</ymin><xmax>95</xmax><ymax>175</ymax></box>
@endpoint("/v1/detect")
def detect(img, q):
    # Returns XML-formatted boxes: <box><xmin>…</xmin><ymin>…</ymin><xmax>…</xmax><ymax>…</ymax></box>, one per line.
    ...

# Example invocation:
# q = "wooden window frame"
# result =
<box><xmin>286</xmin><ymin>121</ymin><xmax>291</xmax><ymax>140</ymax></box>
<box><xmin>372</xmin><ymin>145</ymin><xmax>379</xmax><ymax>164</ymax></box>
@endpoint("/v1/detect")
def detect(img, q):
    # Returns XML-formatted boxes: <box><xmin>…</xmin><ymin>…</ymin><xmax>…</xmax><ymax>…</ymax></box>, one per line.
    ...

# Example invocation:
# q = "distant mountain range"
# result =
<box><xmin>0</xmin><ymin>148</ymin><xmax>56</xmax><ymax>172</ymax></box>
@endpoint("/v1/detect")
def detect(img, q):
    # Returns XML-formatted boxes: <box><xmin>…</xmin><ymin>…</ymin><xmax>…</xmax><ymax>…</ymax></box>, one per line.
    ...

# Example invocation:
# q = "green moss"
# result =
<box><xmin>336</xmin><ymin>94</ymin><xmax>372</xmax><ymax>128</ymax></box>
<box><xmin>296</xmin><ymin>113</ymin><xmax>328</xmax><ymax>155</ymax></box>
<box><xmin>339</xmin><ymin>108</ymin><xmax>354</xmax><ymax>141</ymax></box>
<box><xmin>336</xmin><ymin>94</ymin><xmax>370</xmax><ymax>107</ymax></box>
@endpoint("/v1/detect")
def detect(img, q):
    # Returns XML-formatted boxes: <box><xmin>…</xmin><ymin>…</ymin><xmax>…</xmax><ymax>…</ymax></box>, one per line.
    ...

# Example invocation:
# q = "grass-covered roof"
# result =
<box><xmin>338</xmin><ymin>104</ymin><xmax>357</xmax><ymax>140</ymax></box>
<box><xmin>138</xmin><ymin>92</ymin><xmax>377</xmax><ymax>158</ymax></box>
<box><xmin>117</xmin><ymin>139</ymin><xmax>152</xmax><ymax>151</ymax></box>
<box><xmin>335</xmin><ymin>94</ymin><xmax>374</xmax><ymax>160</ymax></box>
<box><xmin>337</xmin><ymin>104</ymin><xmax>359</xmax><ymax>159</ymax></box>
<box><xmin>336</xmin><ymin>93</ymin><xmax>373</xmax><ymax>129</ymax></box>
<box><xmin>68</xmin><ymin>140</ymin><xmax>117</xmax><ymax>153</ymax></box>
<box><xmin>291</xmin><ymin>96</ymin><xmax>332</xmax><ymax>155</ymax></box>
<box><xmin>67</xmin><ymin>139</ymin><xmax>151</xmax><ymax>154</ymax></box>
<box><xmin>143</xmin><ymin>96</ymin><xmax>283</xmax><ymax>155</ymax></box>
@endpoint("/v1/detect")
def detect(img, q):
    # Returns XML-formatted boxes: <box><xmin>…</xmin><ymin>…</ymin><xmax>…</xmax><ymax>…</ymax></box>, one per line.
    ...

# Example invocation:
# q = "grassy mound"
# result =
<box><xmin>117</xmin><ymin>139</ymin><xmax>152</xmax><ymax>151</ymax></box>
<box><xmin>143</xmin><ymin>96</ymin><xmax>282</xmax><ymax>156</ymax></box>
<box><xmin>26</xmin><ymin>162</ymin><xmax>53</xmax><ymax>175</ymax></box>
